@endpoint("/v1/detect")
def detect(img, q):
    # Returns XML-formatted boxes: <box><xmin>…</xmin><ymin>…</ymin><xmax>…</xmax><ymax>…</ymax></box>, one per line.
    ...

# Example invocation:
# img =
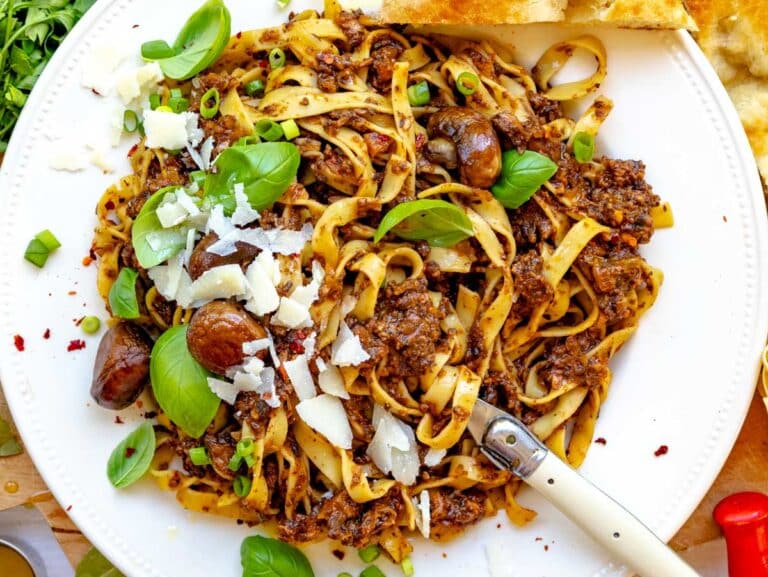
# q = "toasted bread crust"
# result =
<box><xmin>381</xmin><ymin>0</ymin><xmax>567</xmax><ymax>24</ymax></box>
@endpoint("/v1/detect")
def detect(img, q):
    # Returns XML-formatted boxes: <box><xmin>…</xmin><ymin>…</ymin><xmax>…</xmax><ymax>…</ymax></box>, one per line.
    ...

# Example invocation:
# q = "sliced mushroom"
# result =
<box><xmin>188</xmin><ymin>232</ymin><xmax>260</xmax><ymax>281</ymax></box>
<box><xmin>187</xmin><ymin>301</ymin><xmax>268</xmax><ymax>375</ymax></box>
<box><xmin>91</xmin><ymin>322</ymin><xmax>153</xmax><ymax>410</ymax></box>
<box><xmin>427</xmin><ymin>107</ymin><xmax>502</xmax><ymax>188</ymax></box>
<box><xmin>424</xmin><ymin>136</ymin><xmax>458</xmax><ymax>169</ymax></box>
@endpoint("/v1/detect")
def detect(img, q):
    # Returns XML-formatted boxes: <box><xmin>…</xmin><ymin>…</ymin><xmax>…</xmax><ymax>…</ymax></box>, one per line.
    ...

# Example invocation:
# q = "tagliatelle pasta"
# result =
<box><xmin>91</xmin><ymin>2</ymin><xmax>668</xmax><ymax>562</ymax></box>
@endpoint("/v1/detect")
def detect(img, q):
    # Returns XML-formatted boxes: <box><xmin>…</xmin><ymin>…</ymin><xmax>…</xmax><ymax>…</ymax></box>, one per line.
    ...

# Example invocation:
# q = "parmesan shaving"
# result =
<box><xmin>283</xmin><ymin>354</ymin><xmax>316</xmax><ymax>401</ymax></box>
<box><xmin>231</xmin><ymin>183</ymin><xmax>261</xmax><ymax>226</ymax></box>
<box><xmin>296</xmin><ymin>394</ymin><xmax>353</xmax><ymax>449</ymax></box>
<box><xmin>331</xmin><ymin>321</ymin><xmax>370</xmax><ymax>367</ymax></box>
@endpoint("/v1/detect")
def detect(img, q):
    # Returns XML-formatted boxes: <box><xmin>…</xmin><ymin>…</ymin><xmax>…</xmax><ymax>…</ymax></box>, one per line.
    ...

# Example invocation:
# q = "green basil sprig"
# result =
<box><xmin>75</xmin><ymin>547</ymin><xmax>125</xmax><ymax>577</ymax></box>
<box><xmin>108</xmin><ymin>268</ymin><xmax>140</xmax><ymax>319</ymax></box>
<box><xmin>150</xmin><ymin>325</ymin><xmax>219</xmax><ymax>438</ymax></box>
<box><xmin>204</xmin><ymin>142</ymin><xmax>300</xmax><ymax>215</ymax></box>
<box><xmin>132</xmin><ymin>186</ymin><xmax>189</xmax><ymax>269</ymax></box>
<box><xmin>374</xmin><ymin>199</ymin><xmax>474</xmax><ymax>247</ymax></box>
<box><xmin>106</xmin><ymin>421</ymin><xmax>156</xmax><ymax>489</ymax></box>
<box><xmin>141</xmin><ymin>0</ymin><xmax>231</xmax><ymax>80</ymax></box>
<box><xmin>491</xmin><ymin>150</ymin><xmax>558</xmax><ymax>209</ymax></box>
<box><xmin>572</xmin><ymin>132</ymin><xmax>595</xmax><ymax>163</ymax></box>
<box><xmin>241</xmin><ymin>535</ymin><xmax>315</xmax><ymax>577</ymax></box>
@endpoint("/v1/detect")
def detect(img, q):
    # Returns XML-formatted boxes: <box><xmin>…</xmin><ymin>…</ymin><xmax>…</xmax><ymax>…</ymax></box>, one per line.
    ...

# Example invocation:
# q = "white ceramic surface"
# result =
<box><xmin>0</xmin><ymin>2</ymin><xmax>766</xmax><ymax>576</ymax></box>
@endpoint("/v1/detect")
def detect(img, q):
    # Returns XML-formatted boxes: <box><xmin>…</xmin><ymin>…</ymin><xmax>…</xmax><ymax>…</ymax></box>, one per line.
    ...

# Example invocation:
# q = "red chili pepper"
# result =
<box><xmin>43</xmin><ymin>329</ymin><xmax>51</xmax><ymax>340</ymax></box>
<box><xmin>654</xmin><ymin>444</ymin><xmax>668</xmax><ymax>457</ymax></box>
<box><xmin>67</xmin><ymin>339</ymin><xmax>86</xmax><ymax>352</ymax></box>
<box><xmin>595</xmin><ymin>437</ymin><xmax>607</xmax><ymax>445</ymax></box>
<box><xmin>13</xmin><ymin>335</ymin><xmax>25</xmax><ymax>351</ymax></box>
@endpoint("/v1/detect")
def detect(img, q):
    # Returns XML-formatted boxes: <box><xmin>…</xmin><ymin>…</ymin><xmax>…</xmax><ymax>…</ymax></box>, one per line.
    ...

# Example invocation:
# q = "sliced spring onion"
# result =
<box><xmin>200</xmin><ymin>87</ymin><xmax>220</xmax><ymax>119</ymax></box>
<box><xmin>168</xmin><ymin>96</ymin><xmax>189</xmax><ymax>113</ymax></box>
<box><xmin>170</xmin><ymin>88</ymin><xmax>183</xmax><ymax>99</ymax></box>
<box><xmin>235</xmin><ymin>134</ymin><xmax>261</xmax><ymax>147</ymax></box>
<box><xmin>149</xmin><ymin>93</ymin><xmax>161</xmax><ymax>110</ymax></box>
<box><xmin>141</xmin><ymin>39</ymin><xmax>175</xmax><ymax>61</ymax></box>
<box><xmin>228</xmin><ymin>453</ymin><xmax>243</xmax><ymax>471</ymax></box>
<box><xmin>360</xmin><ymin>567</ymin><xmax>386</xmax><ymax>577</ymax></box>
<box><xmin>269</xmin><ymin>47</ymin><xmax>286</xmax><ymax>69</ymax></box>
<box><xmin>245</xmin><ymin>79</ymin><xmax>265</xmax><ymax>97</ymax></box>
<box><xmin>254</xmin><ymin>118</ymin><xmax>284</xmax><ymax>141</ymax></box>
<box><xmin>244</xmin><ymin>454</ymin><xmax>256</xmax><ymax>468</ymax></box>
<box><xmin>277</xmin><ymin>0</ymin><xmax>290</xmax><ymax>7</ymax></box>
<box><xmin>233</xmin><ymin>475</ymin><xmax>252</xmax><ymax>497</ymax></box>
<box><xmin>36</xmin><ymin>229</ymin><xmax>61</xmax><ymax>251</ymax></box>
<box><xmin>280</xmin><ymin>119</ymin><xmax>300</xmax><ymax>140</ymax></box>
<box><xmin>456</xmin><ymin>71</ymin><xmax>479</xmax><ymax>96</ymax></box>
<box><xmin>401</xmin><ymin>557</ymin><xmax>414</xmax><ymax>577</ymax></box>
<box><xmin>123</xmin><ymin>109</ymin><xmax>139</xmax><ymax>133</ymax></box>
<box><xmin>24</xmin><ymin>230</ymin><xmax>61</xmax><ymax>268</ymax></box>
<box><xmin>236</xmin><ymin>438</ymin><xmax>255</xmax><ymax>457</ymax></box>
<box><xmin>81</xmin><ymin>316</ymin><xmax>101</xmax><ymax>335</ymax></box>
<box><xmin>189</xmin><ymin>446</ymin><xmax>211</xmax><ymax>466</ymax></box>
<box><xmin>572</xmin><ymin>131</ymin><xmax>595</xmax><ymax>163</ymax></box>
<box><xmin>407</xmin><ymin>81</ymin><xmax>430</xmax><ymax>106</ymax></box>
<box><xmin>358</xmin><ymin>546</ymin><xmax>380</xmax><ymax>564</ymax></box>
<box><xmin>155</xmin><ymin>105</ymin><xmax>174</xmax><ymax>113</ymax></box>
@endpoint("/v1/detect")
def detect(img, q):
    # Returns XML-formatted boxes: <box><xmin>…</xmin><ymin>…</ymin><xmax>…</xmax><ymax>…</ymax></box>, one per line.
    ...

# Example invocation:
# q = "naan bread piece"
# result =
<box><xmin>381</xmin><ymin>0</ymin><xmax>567</xmax><ymax>24</ymax></box>
<box><xmin>566</xmin><ymin>0</ymin><xmax>696</xmax><ymax>30</ymax></box>
<box><xmin>688</xmin><ymin>0</ymin><xmax>768</xmax><ymax>187</ymax></box>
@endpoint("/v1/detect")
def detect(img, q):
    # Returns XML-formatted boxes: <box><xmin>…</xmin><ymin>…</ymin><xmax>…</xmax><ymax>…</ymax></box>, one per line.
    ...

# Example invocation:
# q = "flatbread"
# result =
<box><xmin>380</xmin><ymin>0</ymin><xmax>567</xmax><ymax>24</ymax></box>
<box><xmin>566</xmin><ymin>0</ymin><xmax>696</xmax><ymax>30</ymax></box>
<box><xmin>688</xmin><ymin>0</ymin><xmax>768</xmax><ymax>187</ymax></box>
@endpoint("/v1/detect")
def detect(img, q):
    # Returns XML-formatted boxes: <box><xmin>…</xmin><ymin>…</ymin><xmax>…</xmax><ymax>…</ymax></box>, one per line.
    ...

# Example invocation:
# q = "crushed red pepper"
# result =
<box><xmin>67</xmin><ymin>340</ymin><xmax>86</xmax><ymax>352</ymax></box>
<box><xmin>125</xmin><ymin>447</ymin><xmax>136</xmax><ymax>458</ymax></box>
<box><xmin>13</xmin><ymin>335</ymin><xmax>24</xmax><ymax>351</ymax></box>
<box><xmin>654</xmin><ymin>445</ymin><xmax>669</xmax><ymax>457</ymax></box>
<box><xmin>114</xmin><ymin>416</ymin><xmax>124</xmax><ymax>424</ymax></box>
<box><xmin>43</xmin><ymin>329</ymin><xmax>51</xmax><ymax>339</ymax></box>
<box><xmin>595</xmin><ymin>437</ymin><xmax>607</xmax><ymax>445</ymax></box>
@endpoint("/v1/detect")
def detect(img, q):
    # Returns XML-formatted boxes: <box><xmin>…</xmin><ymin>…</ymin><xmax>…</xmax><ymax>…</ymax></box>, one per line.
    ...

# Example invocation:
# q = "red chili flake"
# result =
<box><xmin>114</xmin><ymin>416</ymin><xmax>124</xmax><ymax>424</ymax></box>
<box><xmin>13</xmin><ymin>335</ymin><xmax>25</xmax><ymax>351</ymax></box>
<box><xmin>236</xmin><ymin>31</ymin><xmax>242</xmax><ymax>39</ymax></box>
<box><xmin>496</xmin><ymin>523</ymin><xmax>501</xmax><ymax>529</ymax></box>
<box><xmin>67</xmin><ymin>340</ymin><xmax>86</xmax><ymax>352</ymax></box>
<box><xmin>125</xmin><ymin>447</ymin><xmax>136</xmax><ymax>458</ymax></box>
<box><xmin>544</xmin><ymin>545</ymin><xmax>549</xmax><ymax>552</ymax></box>
<box><xmin>104</xmin><ymin>200</ymin><xmax>115</xmax><ymax>210</ymax></box>
<box><xmin>595</xmin><ymin>437</ymin><xmax>607</xmax><ymax>445</ymax></box>
<box><xmin>136</xmin><ymin>399</ymin><xmax>144</xmax><ymax>409</ymax></box>
<box><xmin>132</xmin><ymin>24</ymin><xmax>139</xmax><ymax>28</ymax></box>
<box><xmin>43</xmin><ymin>329</ymin><xmax>51</xmax><ymax>340</ymax></box>
<box><xmin>535</xmin><ymin>537</ymin><xmax>543</xmax><ymax>542</ymax></box>
<box><xmin>295</xmin><ymin>329</ymin><xmax>307</xmax><ymax>340</ymax></box>
<box><xmin>66</xmin><ymin>505</ymin><xmax>72</xmax><ymax>512</ymax></box>
<box><xmin>289</xmin><ymin>341</ymin><xmax>305</xmax><ymax>354</ymax></box>
<box><xmin>82</xmin><ymin>256</ymin><xmax>94</xmax><ymax>267</ymax></box>
<box><xmin>654</xmin><ymin>445</ymin><xmax>669</xmax><ymax>457</ymax></box>
<box><xmin>91</xmin><ymin>88</ymin><xmax>102</xmax><ymax>96</ymax></box>
<box><xmin>256</xmin><ymin>59</ymin><xmax>268</xmax><ymax>68</ymax></box>
<box><xmin>127</xmin><ymin>144</ymin><xmax>139</xmax><ymax>158</ymax></box>
<box><xmin>68</xmin><ymin>290</ymin><xmax>78</xmax><ymax>296</ymax></box>
<box><xmin>722</xmin><ymin>215</ymin><xmax>728</xmax><ymax>223</ymax></box>
<box><xmin>74</xmin><ymin>317</ymin><xmax>85</xmax><ymax>327</ymax></box>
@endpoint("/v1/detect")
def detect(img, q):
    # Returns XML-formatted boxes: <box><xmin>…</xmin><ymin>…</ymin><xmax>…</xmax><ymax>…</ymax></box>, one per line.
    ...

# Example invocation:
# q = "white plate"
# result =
<box><xmin>1</xmin><ymin>2</ymin><xmax>766</xmax><ymax>576</ymax></box>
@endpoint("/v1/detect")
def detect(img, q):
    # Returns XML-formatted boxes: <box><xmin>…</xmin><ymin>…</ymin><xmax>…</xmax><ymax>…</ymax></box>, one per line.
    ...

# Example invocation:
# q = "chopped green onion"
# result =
<box><xmin>35</xmin><ymin>229</ymin><xmax>61</xmax><ymax>251</ymax></box>
<box><xmin>236</xmin><ymin>438</ymin><xmax>255</xmax><ymax>457</ymax></box>
<box><xmin>235</xmin><ymin>134</ymin><xmax>261</xmax><ymax>147</ymax></box>
<box><xmin>189</xmin><ymin>446</ymin><xmax>211</xmax><ymax>466</ymax></box>
<box><xmin>168</xmin><ymin>97</ymin><xmax>189</xmax><ymax>113</ymax></box>
<box><xmin>24</xmin><ymin>230</ymin><xmax>61</xmax><ymax>268</ymax></box>
<box><xmin>360</xmin><ymin>567</ymin><xmax>386</xmax><ymax>577</ymax></box>
<box><xmin>123</xmin><ymin>109</ymin><xmax>139</xmax><ymax>133</ymax></box>
<box><xmin>401</xmin><ymin>557</ymin><xmax>414</xmax><ymax>577</ymax></box>
<box><xmin>200</xmin><ymin>87</ymin><xmax>220</xmax><ymax>119</ymax></box>
<box><xmin>358</xmin><ymin>546</ymin><xmax>380</xmax><ymax>564</ymax></box>
<box><xmin>149</xmin><ymin>93</ymin><xmax>162</xmax><ymax>110</ymax></box>
<box><xmin>170</xmin><ymin>88</ymin><xmax>183</xmax><ymax>99</ymax></box>
<box><xmin>245</xmin><ymin>79</ymin><xmax>265</xmax><ymax>97</ymax></box>
<box><xmin>269</xmin><ymin>47</ymin><xmax>286</xmax><ymax>69</ymax></box>
<box><xmin>137</xmin><ymin>121</ymin><xmax>146</xmax><ymax>138</ymax></box>
<box><xmin>456</xmin><ymin>71</ymin><xmax>479</xmax><ymax>96</ymax></box>
<box><xmin>141</xmin><ymin>39</ymin><xmax>175</xmax><ymax>61</ymax></box>
<box><xmin>572</xmin><ymin>131</ymin><xmax>595</xmax><ymax>163</ymax></box>
<box><xmin>155</xmin><ymin>105</ymin><xmax>173</xmax><ymax>113</ymax></box>
<box><xmin>233</xmin><ymin>475</ymin><xmax>252</xmax><ymax>497</ymax></box>
<box><xmin>255</xmin><ymin>118</ymin><xmax>284</xmax><ymax>141</ymax></box>
<box><xmin>81</xmin><ymin>316</ymin><xmax>101</xmax><ymax>335</ymax></box>
<box><xmin>407</xmin><ymin>81</ymin><xmax>430</xmax><ymax>106</ymax></box>
<box><xmin>244</xmin><ymin>454</ymin><xmax>256</xmax><ymax>468</ymax></box>
<box><xmin>277</xmin><ymin>0</ymin><xmax>290</xmax><ymax>8</ymax></box>
<box><xmin>280</xmin><ymin>119</ymin><xmax>300</xmax><ymax>140</ymax></box>
<box><xmin>189</xmin><ymin>170</ymin><xmax>207</xmax><ymax>188</ymax></box>
<box><xmin>228</xmin><ymin>453</ymin><xmax>243</xmax><ymax>472</ymax></box>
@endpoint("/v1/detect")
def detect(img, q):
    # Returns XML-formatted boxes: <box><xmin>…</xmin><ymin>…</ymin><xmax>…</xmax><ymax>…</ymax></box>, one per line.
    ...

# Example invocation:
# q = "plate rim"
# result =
<box><xmin>0</xmin><ymin>2</ymin><xmax>766</xmax><ymax>575</ymax></box>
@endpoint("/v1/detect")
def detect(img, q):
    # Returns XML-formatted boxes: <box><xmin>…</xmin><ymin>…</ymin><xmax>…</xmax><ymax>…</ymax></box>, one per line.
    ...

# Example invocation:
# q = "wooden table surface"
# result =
<box><xmin>2</xmin><ymin>382</ymin><xmax>767</xmax><ymax>568</ymax></box>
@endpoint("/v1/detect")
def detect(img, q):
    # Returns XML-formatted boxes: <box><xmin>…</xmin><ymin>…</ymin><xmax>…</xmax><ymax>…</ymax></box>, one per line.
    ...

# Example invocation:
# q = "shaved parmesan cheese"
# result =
<box><xmin>245</xmin><ymin>259</ymin><xmax>280</xmax><ymax>316</ymax></box>
<box><xmin>413</xmin><ymin>490</ymin><xmax>431</xmax><ymax>538</ymax></box>
<box><xmin>424</xmin><ymin>448</ymin><xmax>447</xmax><ymax>468</ymax></box>
<box><xmin>273</xmin><ymin>297</ymin><xmax>311</xmax><ymax>329</ymax></box>
<box><xmin>243</xmin><ymin>339</ymin><xmax>271</xmax><ymax>356</ymax></box>
<box><xmin>50</xmin><ymin>145</ymin><xmax>87</xmax><ymax>172</ymax></box>
<box><xmin>187</xmin><ymin>135</ymin><xmax>215</xmax><ymax>171</ymax></box>
<box><xmin>296</xmin><ymin>394</ymin><xmax>353</xmax><ymax>449</ymax></box>
<box><xmin>147</xmin><ymin>254</ymin><xmax>184</xmax><ymax>301</ymax></box>
<box><xmin>187</xmin><ymin>264</ymin><xmax>247</xmax><ymax>304</ymax></box>
<box><xmin>291</xmin><ymin>261</ymin><xmax>325</xmax><ymax>307</ymax></box>
<box><xmin>185</xmin><ymin>112</ymin><xmax>205</xmax><ymax>148</ymax></box>
<box><xmin>116</xmin><ymin>63</ymin><xmax>163</xmax><ymax>104</ymax></box>
<box><xmin>331</xmin><ymin>321</ymin><xmax>370</xmax><ymax>367</ymax></box>
<box><xmin>231</xmin><ymin>183</ymin><xmax>261</xmax><ymax>226</ymax></box>
<box><xmin>88</xmin><ymin>146</ymin><xmax>114</xmax><ymax>173</ymax></box>
<box><xmin>318</xmin><ymin>364</ymin><xmax>349</xmax><ymax>399</ymax></box>
<box><xmin>303</xmin><ymin>332</ymin><xmax>317</xmax><ymax>358</ymax></box>
<box><xmin>175</xmin><ymin>189</ymin><xmax>200</xmax><ymax>217</ymax></box>
<box><xmin>252</xmin><ymin>251</ymin><xmax>280</xmax><ymax>286</ymax></box>
<box><xmin>367</xmin><ymin>405</ymin><xmax>419</xmax><ymax>485</ymax></box>
<box><xmin>257</xmin><ymin>367</ymin><xmax>280</xmax><ymax>408</ymax></box>
<box><xmin>174</xmin><ymin>269</ymin><xmax>195</xmax><ymax>308</ymax></box>
<box><xmin>207</xmin><ymin>377</ymin><xmax>241</xmax><ymax>405</ymax></box>
<box><xmin>156</xmin><ymin>201</ymin><xmax>188</xmax><ymax>228</ymax></box>
<box><xmin>206</xmin><ymin>204</ymin><xmax>235</xmax><ymax>238</ymax></box>
<box><xmin>341</xmin><ymin>295</ymin><xmax>357</xmax><ymax>317</ymax></box>
<box><xmin>81</xmin><ymin>45</ymin><xmax>127</xmax><ymax>94</ymax></box>
<box><xmin>143</xmin><ymin>110</ymin><xmax>190</xmax><ymax>150</ymax></box>
<box><xmin>243</xmin><ymin>357</ymin><xmax>265</xmax><ymax>374</ymax></box>
<box><xmin>284</xmin><ymin>354</ymin><xmax>316</xmax><ymax>401</ymax></box>
<box><xmin>184</xmin><ymin>228</ymin><xmax>197</xmax><ymax>268</ymax></box>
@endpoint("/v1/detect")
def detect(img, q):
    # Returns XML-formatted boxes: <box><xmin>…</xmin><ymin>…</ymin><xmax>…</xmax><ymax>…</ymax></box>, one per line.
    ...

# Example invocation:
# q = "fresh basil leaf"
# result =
<box><xmin>76</xmin><ymin>547</ymin><xmax>125</xmax><ymax>577</ymax></box>
<box><xmin>108</xmin><ymin>268</ymin><xmax>140</xmax><ymax>319</ymax></box>
<box><xmin>572</xmin><ymin>131</ymin><xmax>595</xmax><ymax>164</ymax></box>
<box><xmin>131</xmin><ymin>186</ymin><xmax>189</xmax><ymax>269</ymax></box>
<box><xmin>241</xmin><ymin>535</ymin><xmax>315</xmax><ymax>577</ymax></box>
<box><xmin>0</xmin><ymin>417</ymin><xmax>22</xmax><ymax>457</ymax></box>
<box><xmin>204</xmin><ymin>142</ymin><xmax>300</xmax><ymax>215</ymax></box>
<box><xmin>106</xmin><ymin>421</ymin><xmax>155</xmax><ymax>489</ymax></box>
<box><xmin>491</xmin><ymin>150</ymin><xmax>558</xmax><ymax>209</ymax></box>
<box><xmin>150</xmin><ymin>325</ymin><xmax>219</xmax><ymax>438</ymax></box>
<box><xmin>145</xmin><ymin>0</ymin><xmax>231</xmax><ymax>81</ymax></box>
<box><xmin>374</xmin><ymin>199</ymin><xmax>474</xmax><ymax>248</ymax></box>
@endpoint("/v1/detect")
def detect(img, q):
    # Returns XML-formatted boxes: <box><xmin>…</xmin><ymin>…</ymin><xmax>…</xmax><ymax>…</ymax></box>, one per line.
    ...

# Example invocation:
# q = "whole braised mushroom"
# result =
<box><xmin>427</xmin><ymin>107</ymin><xmax>502</xmax><ymax>188</ymax></box>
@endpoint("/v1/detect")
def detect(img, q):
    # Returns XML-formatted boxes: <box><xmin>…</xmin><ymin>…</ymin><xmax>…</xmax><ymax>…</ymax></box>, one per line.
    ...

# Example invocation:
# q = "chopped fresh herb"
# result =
<box><xmin>358</xmin><ymin>546</ymin><xmax>380</xmax><ymax>563</ymax></box>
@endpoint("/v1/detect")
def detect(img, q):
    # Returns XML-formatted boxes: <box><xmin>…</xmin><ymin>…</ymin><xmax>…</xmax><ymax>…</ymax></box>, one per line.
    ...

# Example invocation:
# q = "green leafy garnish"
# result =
<box><xmin>374</xmin><ymin>199</ymin><xmax>474</xmax><ymax>247</ymax></box>
<box><xmin>131</xmin><ymin>186</ymin><xmax>189</xmax><ymax>269</ymax></box>
<box><xmin>0</xmin><ymin>416</ymin><xmax>22</xmax><ymax>457</ymax></box>
<box><xmin>241</xmin><ymin>535</ymin><xmax>315</xmax><ymax>577</ymax></box>
<box><xmin>491</xmin><ymin>150</ymin><xmax>558</xmax><ymax>209</ymax></box>
<box><xmin>23</xmin><ymin>229</ymin><xmax>61</xmax><ymax>268</ymax></box>
<box><xmin>106</xmin><ymin>421</ymin><xmax>155</xmax><ymax>489</ymax></box>
<box><xmin>572</xmin><ymin>131</ymin><xmax>595</xmax><ymax>163</ymax></box>
<box><xmin>150</xmin><ymin>325</ymin><xmax>219</xmax><ymax>438</ymax></box>
<box><xmin>0</xmin><ymin>0</ymin><xmax>95</xmax><ymax>151</ymax></box>
<box><xmin>141</xmin><ymin>0</ymin><xmax>231</xmax><ymax>81</ymax></box>
<box><xmin>108</xmin><ymin>268</ymin><xmax>140</xmax><ymax>319</ymax></box>
<box><xmin>204</xmin><ymin>141</ymin><xmax>300</xmax><ymax>215</ymax></box>
<box><xmin>75</xmin><ymin>547</ymin><xmax>125</xmax><ymax>577</ymax></box>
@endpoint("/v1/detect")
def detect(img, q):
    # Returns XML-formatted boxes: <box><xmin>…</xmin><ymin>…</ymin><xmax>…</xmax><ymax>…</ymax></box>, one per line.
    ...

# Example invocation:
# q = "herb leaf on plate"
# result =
<box><xmin>75</xmin><ymin>546</ymin><xmax>125</xmax><ymax>577</ymax></box>
<box><xmin>374</xmin><ymin>199</ymin><xmax>474</xmax><ymax>247</ymax></box>
<box><xmin>241</xmin><ymin>535</ymin><xmax>315</xmax><ymax>577</ymax></box>
<box><xmin>131</xmin><ymin>186</ymin><xmax>190</xmax><ymax>269</ymax></box>
<box><xmin>108</xmin><ymin>267</ymin><xmax>141</xmax><ymax>319</ymax></box>
<box><xmin>491</xmin><ymin>150</ymin><xmax>558</xmax><ymax>209</ymax></box>
<box><xmin>106</xmin><ymin>421</ymin><xmax>156</xmax><ymax>489</ymax></box>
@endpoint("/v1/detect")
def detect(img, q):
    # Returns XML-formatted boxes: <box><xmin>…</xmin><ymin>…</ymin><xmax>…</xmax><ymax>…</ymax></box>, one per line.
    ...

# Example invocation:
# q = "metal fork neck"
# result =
<box><xmin>480</xmin><ymin>417</ymin><xmax>548</xmax><ymax>478</ymax></box>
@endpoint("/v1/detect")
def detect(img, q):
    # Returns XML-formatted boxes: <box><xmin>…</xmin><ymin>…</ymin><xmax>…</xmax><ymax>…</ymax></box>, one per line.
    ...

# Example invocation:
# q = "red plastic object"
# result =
<box><xmin>714</xmin><ymin>492</ymin><xmax>768</xmax><ymax>577</ymax></box>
